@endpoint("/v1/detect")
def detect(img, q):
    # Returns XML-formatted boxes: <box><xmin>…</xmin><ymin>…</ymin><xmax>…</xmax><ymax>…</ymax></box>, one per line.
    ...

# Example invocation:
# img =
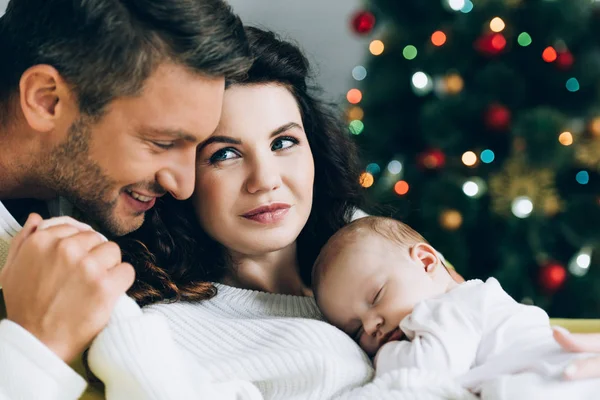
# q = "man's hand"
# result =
<box><xmin>0</xmin><ymin>213</ymin><xmax>135</xmax><ymax>362</ymax></box>
<box><xmin>553</xmin><ymin>327</ymin><xmax>600</xmax><ymax>380</ymax></box>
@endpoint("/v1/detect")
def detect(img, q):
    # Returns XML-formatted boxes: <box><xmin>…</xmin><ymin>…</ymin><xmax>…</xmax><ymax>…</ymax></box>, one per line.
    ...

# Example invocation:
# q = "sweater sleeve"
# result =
<box><xmin>0</xmin><ymin>319</ymin><xmax>87</xmax><ymax>400</ymax></box>
<box><xmin>88</xmin><ymin>295</ymin><xmax>263</xmax><ymax>400</ymax></box>
<box><xmin>375</xmin><ymin>294</ymin><xmax>482</xmax><ymax>378</ymax></box>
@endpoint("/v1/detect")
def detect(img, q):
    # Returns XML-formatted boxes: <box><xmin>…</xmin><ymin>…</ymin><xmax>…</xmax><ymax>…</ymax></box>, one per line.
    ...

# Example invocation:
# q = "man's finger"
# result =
<box><xmin>106</xmin><ymin>262</ymin><xmax>136</xmax><ymax>294</ymax></box>
<box><xmin>3</xmin><ymin>213</ymin><xmax>43</xmax><ymax>266</ymax></box>
<box><xmin>564</xmin><ymin>356</ymin><xmax>600</xmax><ymax>380</ymax></box>
<box><xmin>10</xmin><ymin>213</ymin><xmax>42</xmax><ymax>250</ymax></box>
<box><xmin>84</xmin><ymin>241</ymin><xmax>123</xmax><ymax>270</ymax></box>
<box><xmin>37</xmin><ymin>216</ymin><xmax>94</xmax><ymax>232</ymax></box>
<box><xmin>56</xmin><ymin>231</ymin><xmax>112</xmax><ymax>256</ymax></box>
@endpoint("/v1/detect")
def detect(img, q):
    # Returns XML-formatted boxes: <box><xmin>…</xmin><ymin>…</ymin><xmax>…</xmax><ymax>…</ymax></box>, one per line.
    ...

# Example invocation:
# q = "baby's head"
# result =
<box><xmin>312</xmin><ymin>216</ymin><xmax>456</xmax><ymax>356</ymax></box>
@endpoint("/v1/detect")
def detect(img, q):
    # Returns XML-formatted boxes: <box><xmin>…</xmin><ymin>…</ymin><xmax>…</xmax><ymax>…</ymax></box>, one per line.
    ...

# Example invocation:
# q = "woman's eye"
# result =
<box><xmin>272</xmin><ymin>136</ymin><xmax>298</xmax><ymax>151</ymax></box>
<box><xmin>209</xmin><ymin>148</ymin><xmax>239</xmax><ymax>163</ymax></box>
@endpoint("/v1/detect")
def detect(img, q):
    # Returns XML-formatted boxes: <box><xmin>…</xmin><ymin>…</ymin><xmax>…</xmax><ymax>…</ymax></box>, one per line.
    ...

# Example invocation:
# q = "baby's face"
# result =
<box><xmin>315</xmin><ymin>234</ymin><xmax>445</xmax><ymax>356</ymax></box>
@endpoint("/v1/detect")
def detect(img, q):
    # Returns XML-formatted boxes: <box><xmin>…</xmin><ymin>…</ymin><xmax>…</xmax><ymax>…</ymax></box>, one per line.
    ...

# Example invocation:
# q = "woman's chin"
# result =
<box><xmin>237</xmin><ymin>232</ymin><xmax>301</xmax><ymax>255</ymax></box>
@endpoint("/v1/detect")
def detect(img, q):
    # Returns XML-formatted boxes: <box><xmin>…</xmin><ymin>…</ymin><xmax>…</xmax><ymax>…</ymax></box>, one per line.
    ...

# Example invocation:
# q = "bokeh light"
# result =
<box><xmin>445</xmin><ymin>73</ymin><xmax>464</xmax><ymax>94</ymax></box>
<box><xmin>490</xmin><ymin>17</ymin><xmax>505</xmax><ymax>33</ymax></box>
<box><xmin>394</xmin><ymin>180</ymin><xmax>410</xmax><ymax>195</ymax></box>
<box><xmin>566</xmin><ymin>78</ymin><xmax>580</xmax><ymax>92</ymax></box>
<box><xmin>569</xmin><ymin>247</ymin><xmax>592</xmax><ymax>277</ymax></box>
<box><xmin>542</xmin><ymin>46</ymin><xmax>557</xmax><ymax>62</ymax></box>
<box><xmin>359</xmin><ymin>172</ymin><xmax>374</xmax><ymax>188</ymax></box>
<box><xmin>480</xmin><ymin>149</ymin><xmax>495</xmax><ymax>163</ymax></box>
<box><xmin>431</xmin><ymin>31</ymin><xmax>447</xmax><ymax>46</ymax></box>
<box><xmin>576</xmin><ymin>170</ymin><xmax>590</xmax><ymax>185</ymax></box>
<box><xmin>462</xmin><ymin>151</ymin><xmax>478</xmax><ymax>167</ymax></box>
<box><xmin>403</xmin><ymin>45</ymin><xmax>418</xmax><ymax>60</ymax></box>
<box><xmin>347</xmin><ymin>106</ymin><xmax>364</xmax><ymax>121</ymax></box>
<box><xmin>349</xmin><ymin>120</ymin><xmax>364</xmax><ymax>135</ymax></box>
<box><xmin>440</xmin><ymin>209</ymin><xmax>463</xmax><ymax>231</ymax></box>
<box><xmin>411</xmin><ymin>72</ymin><xmax>433</xmax><ymax>95</ymax></box>
<box><xmin>517</xmin><ymin>32</ymin><xmax>532</xmax><ymax>46</ymax></box>
<box><xmin>366</xmin><ymin>163</ymin><xmax>381</xmax><ymax>175</ymax></box>
<box><xmin>491</xmin><ymin>34</ymin><xmax>506</xmax><ymax>51</ymax></box>
<box><xmin>558</xmin><ymin>131</ymin><xmax>573</xmax><ymax>146</ymax></box>
<box><xmin>347</xmin><ymin>88</ymin><xmax>362</xmax><ymax>104</ymax></box>
<box><xmin>512</xmin><ymin>196</ymin><xmax>533</xmax><ymax>218</ymax></box>
<box><xmin>462</xmin><ymin>181</ymin><xmax>479</xmax><ymax>197</ymax></box>
<box><xmin>369</xmin><ymin>40</ymin><xmax>385</xmax><ymax>56</ymax></box>
<box><xmin>460</xmin><ymin>0</ymin><xmax>474</xmax><ymax>13</ymax></box>
<box><xmin>352</xmin><ymin>66</ymin><xmax>367</xmax><ymax>81</ymax></box>
<box><xmin>589</xmin><ymin>117</ymin><xmax>600</xmax><ymax>137</ymax></box>
<box><xmin>387</xmin><ymin>160</ymin><xmax>403</xmax><ymax>174</ymax></box>
<box><xmin>448</xmin><ymin>0</ymin><xmax>465</xmax><ymax>11</ymax></box>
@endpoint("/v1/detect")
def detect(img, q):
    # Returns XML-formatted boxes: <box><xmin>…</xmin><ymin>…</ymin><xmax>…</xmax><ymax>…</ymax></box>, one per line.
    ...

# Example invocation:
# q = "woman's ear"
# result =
<box><xmin>409</xmin><ymin>243</ymin><xmax>439</xmax><ymax>274</ymax></box>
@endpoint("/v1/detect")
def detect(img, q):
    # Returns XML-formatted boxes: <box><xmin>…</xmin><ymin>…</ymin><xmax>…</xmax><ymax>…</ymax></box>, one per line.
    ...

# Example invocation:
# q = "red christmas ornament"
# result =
<box><xmin>556</xmin><ymin>51</ymin><xmax>574</xmax><ymax>70</ymax></box>
<box><xmin>418</xmin><ymin>149</ymin><xmax>446</xmax><ymax>169</ymax></box>
<box><xmin>485</xmin><ymin>103</ymin><xmax>511</xmax><ymax>131</ymax></box>
<box><xmin>475</xmin><ymin>33</ymin><xmax>506</xmax><ymax>56</ymax></box>
<box><xmin>539</xmin><ymin>261</ymin><xmax>567</xmax><ymax>292</ymax></box>
<box><xmin>351</xmin><ymin>10</ymin><xmax>376</xmax><ymax>35</ymax></box>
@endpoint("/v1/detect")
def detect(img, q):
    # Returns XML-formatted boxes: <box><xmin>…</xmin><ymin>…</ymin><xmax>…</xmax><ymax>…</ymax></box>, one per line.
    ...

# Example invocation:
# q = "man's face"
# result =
<box><xmin>41</xmin><ymin>63</ymin><xmax>225</xmax><ymax>236</ymax></box>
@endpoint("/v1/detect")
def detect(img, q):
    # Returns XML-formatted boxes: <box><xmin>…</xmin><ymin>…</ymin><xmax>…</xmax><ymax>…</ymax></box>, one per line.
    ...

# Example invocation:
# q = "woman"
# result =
<box><xmin>89</xmin><ymin>26</ymin><xmax>377</xmax><ymax>399</ymax></box>
<box><xmin>87</xmin><ymin>27</ymin><xmax>600</xmax><ymax>398</ymax></box>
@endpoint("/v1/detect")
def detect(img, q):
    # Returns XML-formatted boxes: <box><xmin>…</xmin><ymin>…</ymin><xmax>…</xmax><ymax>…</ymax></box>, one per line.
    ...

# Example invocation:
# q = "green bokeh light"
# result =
<box><xmin>349</xmin><ymin>120</ymin><xmax>364</xmax><ymax>135</ymax></box>
<box><xmin>517</xmin><ymin>32</ymin><xmax>532</xmax><ymax>47</ymax></box>
<box><xmin>403</xmin><ymin>45</ymin><xmax>418</xmax><ymax>60</ymax></box>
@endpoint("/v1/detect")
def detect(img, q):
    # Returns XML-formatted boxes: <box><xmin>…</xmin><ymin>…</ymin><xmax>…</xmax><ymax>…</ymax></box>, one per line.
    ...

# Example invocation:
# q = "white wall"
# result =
<box><xmin>1</xmin><ymin>0</ymin><xmax>367</xmax><ymax>101</ymax></box>
<box><xmin>227</xmin><ymin>0</ymin><xmax>367</xmax><ymax>102</ymax></box>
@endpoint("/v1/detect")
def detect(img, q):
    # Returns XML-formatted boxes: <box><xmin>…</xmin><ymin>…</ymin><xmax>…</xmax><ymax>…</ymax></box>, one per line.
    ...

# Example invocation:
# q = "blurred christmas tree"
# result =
<box><xmin>349</xmin><ymin>0</ymin><xmax>600</xmax><ymax>317</ymax></box>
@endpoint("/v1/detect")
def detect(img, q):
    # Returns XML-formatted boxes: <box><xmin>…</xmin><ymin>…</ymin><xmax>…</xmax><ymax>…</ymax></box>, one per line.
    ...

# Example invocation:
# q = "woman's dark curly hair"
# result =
<box><xmin>121</xmin><ymin>27</ymin><xmax>366</xmax><ymax>306</ymax></box>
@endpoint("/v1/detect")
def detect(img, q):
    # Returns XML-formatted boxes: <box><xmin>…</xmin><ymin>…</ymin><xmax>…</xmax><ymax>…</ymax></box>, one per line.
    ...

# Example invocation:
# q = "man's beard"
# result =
<box><xmin>38</xmin><ymin>117</ymin><xmax>135</xmax><ymax>236</ymax></box>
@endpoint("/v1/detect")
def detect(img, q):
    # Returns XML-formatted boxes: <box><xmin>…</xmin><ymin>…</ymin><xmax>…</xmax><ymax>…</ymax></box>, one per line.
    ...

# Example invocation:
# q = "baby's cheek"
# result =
<box><xmin>360</xmin><ymin>335</ymin><xmax>380</xmax><ymax>358</ymax></box>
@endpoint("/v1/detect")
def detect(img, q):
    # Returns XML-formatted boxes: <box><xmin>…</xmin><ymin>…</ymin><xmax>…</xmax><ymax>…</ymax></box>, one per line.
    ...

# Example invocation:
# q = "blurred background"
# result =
<box><xmin>230</xmin><ymin>0</ymin><xmax>600</xmax><ymax>318</ymax></box>
<box><xmin>2</xmin><ymin>0</ymin><xmax>598</xmax><ymax>318</ymax></box>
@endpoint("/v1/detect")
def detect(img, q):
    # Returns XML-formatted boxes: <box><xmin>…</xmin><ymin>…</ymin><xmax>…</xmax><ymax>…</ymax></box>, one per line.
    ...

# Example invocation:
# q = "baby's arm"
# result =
<box><xmin>375</xmin><ymin>299</ymin><xmax>481</xmax><ymax>378</ymax></box>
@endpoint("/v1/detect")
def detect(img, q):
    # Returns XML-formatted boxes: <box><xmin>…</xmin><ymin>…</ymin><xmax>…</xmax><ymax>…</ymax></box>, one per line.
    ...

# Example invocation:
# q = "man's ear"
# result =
<box><xmin>409</xmin><ymin>243</ymin><xmax>439</xmax><ymax>273</ymax></box>
<box><xmin>19</xmin><ymin>64</ymin><xmax>72</xmax><ymax>133</ymax></box>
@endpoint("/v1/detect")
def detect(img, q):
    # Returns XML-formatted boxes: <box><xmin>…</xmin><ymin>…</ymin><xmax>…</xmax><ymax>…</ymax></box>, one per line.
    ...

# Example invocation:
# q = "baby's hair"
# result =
<box><xmin>312</xmin><ymin>216</ymin><xmax>428</xmax><ymax>292</ymax></box>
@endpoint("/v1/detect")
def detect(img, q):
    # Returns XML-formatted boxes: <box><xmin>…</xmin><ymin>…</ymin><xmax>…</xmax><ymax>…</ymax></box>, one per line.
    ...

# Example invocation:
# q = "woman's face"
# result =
<box><xmin>194</xmin><ymin>83</ymin><xmax>315</xmax><ymax>256</ymax></box>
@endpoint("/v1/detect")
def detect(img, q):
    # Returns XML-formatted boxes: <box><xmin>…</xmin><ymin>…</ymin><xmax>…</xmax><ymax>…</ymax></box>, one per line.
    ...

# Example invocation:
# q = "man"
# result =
<box><xmin>0</xmin><ymin>0</ymin><xmax>251</xmax><ymax>398</ymax></box>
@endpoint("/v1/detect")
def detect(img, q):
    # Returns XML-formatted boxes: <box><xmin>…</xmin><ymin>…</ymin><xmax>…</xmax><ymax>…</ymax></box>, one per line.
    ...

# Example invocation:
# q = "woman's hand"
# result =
<box><xmin>553</xmin><ymin>327</ymin><xmax>600</xmax><ymax>380</ymax></box>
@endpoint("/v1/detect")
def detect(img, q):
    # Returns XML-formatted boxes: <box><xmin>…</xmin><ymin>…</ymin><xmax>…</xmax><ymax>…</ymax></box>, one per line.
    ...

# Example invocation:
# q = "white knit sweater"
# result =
<box><xmin>88</xmin><ymin>285</ymin><xmax>475</xmax><ymax>400</ymax></box>
<box><xmin>1</xmin><ymin>202</ymin><xmax>472</xmax><ymax>399</ymax></box>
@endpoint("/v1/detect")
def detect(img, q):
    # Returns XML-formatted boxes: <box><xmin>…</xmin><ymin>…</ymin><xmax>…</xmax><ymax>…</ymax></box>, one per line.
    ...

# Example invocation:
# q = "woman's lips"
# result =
<box><xmin>241</xmin><ymin>203</ymin><xmax>291</xmax><ymax>224</ymax></box>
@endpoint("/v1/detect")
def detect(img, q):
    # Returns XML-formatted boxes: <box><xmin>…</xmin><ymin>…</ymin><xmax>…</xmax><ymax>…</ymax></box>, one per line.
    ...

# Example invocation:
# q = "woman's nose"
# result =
<box><xmin>245</xmin><ymin>157</ymin><xmax>282</xmax><ymax>194</ymax></box>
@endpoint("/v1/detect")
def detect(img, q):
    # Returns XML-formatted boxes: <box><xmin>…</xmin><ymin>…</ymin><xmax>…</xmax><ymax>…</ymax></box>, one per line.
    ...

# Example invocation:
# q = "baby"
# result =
<box><xmin>312</xmin><ymin>216</ymin><xmax>600</xmax><ymax>400</ymax></box>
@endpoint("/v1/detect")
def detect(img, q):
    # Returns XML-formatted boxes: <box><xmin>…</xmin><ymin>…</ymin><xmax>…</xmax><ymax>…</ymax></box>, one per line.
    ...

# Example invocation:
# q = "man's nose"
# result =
<box><xmin>157</xmin><ymin>150</ymin><xmax>196</xmax><ymax>200</ymax></box>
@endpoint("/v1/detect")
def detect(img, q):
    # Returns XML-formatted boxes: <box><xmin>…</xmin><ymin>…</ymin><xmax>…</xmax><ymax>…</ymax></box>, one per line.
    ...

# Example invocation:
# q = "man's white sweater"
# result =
<box><xmin>0</xmin><ymin>201</ymin><xmax>88</xmax><ymax>399</ymax></box>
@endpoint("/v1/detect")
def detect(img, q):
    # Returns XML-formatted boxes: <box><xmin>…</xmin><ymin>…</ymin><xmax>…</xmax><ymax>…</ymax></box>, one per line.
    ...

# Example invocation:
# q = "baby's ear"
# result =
<box><xmin>409</xmin><ymin>243</ymin><xmax>439</xmax><ymax>273</ymax></box>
